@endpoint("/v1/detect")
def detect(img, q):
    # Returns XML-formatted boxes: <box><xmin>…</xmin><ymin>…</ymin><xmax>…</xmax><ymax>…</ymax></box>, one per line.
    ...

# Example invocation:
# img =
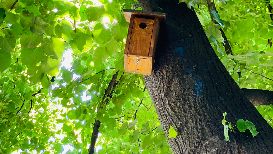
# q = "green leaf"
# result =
<box><xmin>168</xmin><ymin>125</ymin><xmax>178</xmax><ymax>139</ymax></box>
<box><xmin>67</xmin><ymin>108</ymin><xmax>81</xmax><ymax>119</ymax></box>
<box><xmin>0</xmin><ymin>36</ymin><xmax>15</xmax><ymax>51</ymax></box>
<box><xmin>21</xmin><ymin>47</ymin><xmax>44</xmax><ymax>67</ymax></box>
<box><xmin>62</xmin><ymin>69</ymin><xmax>72</xmax><ymax>82</ymax></box>
<box><xmin>92</xmin><ymin>23</ymin><xmax>112</xmax><ymax>44</ymax></box>
<box><xmin>142</xmin><ymin>135</ymin><xmax>152</xmax><ymax>148</ymax></box>
<box><xmin>54</xmin><ymin>143</ymin><xmax>63</xmax><ymax>153</ymax></box>
<box><xmin>20</xmin><ymin>34</ymin><xmax>42</xmax><ymax>48</ymax></box>
<box><xmin>10</xmin><ymin>23</ymin><xmax>23</xmax><ymax>35</ymax></box>
<box><xmin>4</xmin><ymin>11</ymin><xmax>18</xmax><ymax>24</ymax></box>
<box><xmin>52</xmin><ymin>38</ymin><xmax>65</xmax><ymax>59</ymax></box>
<box><xmin>83</xmin><ymin>6</ymin><xmax>104</xmax><ymax>21</ymax></box>
<box><xmin>26</xmin><ymin>5</ymin><xmax>41</xmax><ymax>16</ymax></box>
<box><xmin>71</xmin><ymin>32</ymin><xmax>89</xmax><ymax>51</ymax></box>
<box><xmin>0</xmin><ymin>8</ymin><xmax>6</xmax><ymax>24</ymax></box>
<box><xmin>54</xmin><ymin>21</ymin><xmax>73</xmax><ymax>40</ymax></box>
<box><xmin>0</xmin><ymin>49</ymin><xmax>11</xmax><ymax>72</ymax></box>
<box><xmin>41</xmin><ymin>75</ymin><xmax>50</xmax><ymax>88</ymax></box>
<box><xmin>63</xmin><ymin>124</ymin><xmax>73</xmax><ymax>134</ymax></box>
<box><xmin>236</xmin><ymin>119</ymin><xmax>259</xmax><ymax>137</ymax></box>
<box><xmin>222</xmin><ymin>112</ymin><xmax>230</xmax><ymax>141</ymax></box>
<box><xmin>207</xmin><ymin>24</ymin><xmax>223</xmax><ymax>43</ymax></box>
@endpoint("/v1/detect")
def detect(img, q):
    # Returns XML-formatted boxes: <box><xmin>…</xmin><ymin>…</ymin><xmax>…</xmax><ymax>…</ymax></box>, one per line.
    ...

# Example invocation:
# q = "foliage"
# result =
<box><xmin>168</xmin><ymin>126</ymin><xmax>178</xmax><ymax>139</ymax></box>
<box><xmin>0</xmin><ymin>0</ymin><xmax>273</xmax><ymax>153</ymax></box>
<box><xmin>236</xmin><ymin>119</ymin><xmax>259</xmax><ymax>137</ymax></box>
<box><xmin>256</xmin><ymin>105</ymin><xmax>273</xmax><ymax>127</ymax></box>
<box><xmin>221</xmin><ymin>112</ymin><xmax>234</xmax><ymax>141</ymax></box>
<box><xmin>222</xmin><ymin>112</ymin><xmax>258</xmax><ymax>142</ymax></box>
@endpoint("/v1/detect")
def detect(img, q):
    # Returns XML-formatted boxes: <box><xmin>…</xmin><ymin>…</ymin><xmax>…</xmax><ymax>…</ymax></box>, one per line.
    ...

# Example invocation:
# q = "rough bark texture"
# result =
<box><xmin>139</xmin><ymin>1</ymin><xmax>273</xmax><ymax>153</ymax></box>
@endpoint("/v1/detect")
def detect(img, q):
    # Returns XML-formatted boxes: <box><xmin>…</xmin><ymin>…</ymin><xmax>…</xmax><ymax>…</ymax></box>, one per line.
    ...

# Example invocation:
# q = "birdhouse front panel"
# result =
<box><xmin>126</xmin><ymin>17</ymin><xmax>155</xmax><ymax>56</ymax></box>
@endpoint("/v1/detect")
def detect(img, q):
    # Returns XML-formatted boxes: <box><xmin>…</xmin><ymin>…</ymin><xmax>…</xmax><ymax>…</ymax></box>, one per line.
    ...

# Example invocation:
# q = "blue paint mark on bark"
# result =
<box><xmin>175</xmin><ymin>47</ymin><xmax>185</xmax><ymax>58</ymax></box>
<box><xmin>194</xmin><ymin>79</ymin><xmax>203</xmax><ymax>96</ymax></box>
<box><xmin>185</xmin><ymin>68</ymin><xmax>192</xmax><ymax>75</ymax></box>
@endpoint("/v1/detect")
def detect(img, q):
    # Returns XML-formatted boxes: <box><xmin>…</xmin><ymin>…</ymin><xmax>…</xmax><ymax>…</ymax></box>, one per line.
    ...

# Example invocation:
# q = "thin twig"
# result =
<box><xmin>244</xmin><ymin>67</ymin><xmax>273</xmax><ymax>82</ymax></box>
<box><xmin>28</xmin><ymin>100</ymin><xmax>33</xmax><ymax>113</ymax></box>
<box><xmin>10</xmin><ymin>0</ymin><xmax>18</xmax><ymax>10</ymax></box>
<box><xmin>206</xmin><ymin>0</ymin><xmax>233</xmax><ymax>55</ymax></box>
<box><xmin>266</xmin><ymin>1</ymin><xmax>273</xmax><ymax>21</ymax></box>
<box><xmin>16</xmin><ymin>101</ymin><xmax>25</xmax><ymax>114</ymax></box>
<box><xmin>74</xmin><ymin>18</ymin><xmax>77</xmax><ymax>33</ymax></box>
<box><xmin>80</xmin><ymin>68</ymin><xmax>116</xmax><ymax>83</ymax></box>
<box><xmin>32</xmin><ymin>89</ymin><xmax>42</xmax><ymax>96</ymax></box>
<box><xmin>134</xmin><ymin>99</ymin><xmax>144</xmax><ymax>120</ymax></box>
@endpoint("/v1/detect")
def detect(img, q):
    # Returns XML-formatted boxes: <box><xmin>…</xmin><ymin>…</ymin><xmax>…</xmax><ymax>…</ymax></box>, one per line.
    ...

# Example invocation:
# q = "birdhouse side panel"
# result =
<box><xmin>149</xmin><ymin>18</ymin><xmax>160</xmax><ymax>57</ymax></box>
<box><xmin>127</xmin><ymin>17</ymin><xmax>155</xmax><ymax>56</ymax></box>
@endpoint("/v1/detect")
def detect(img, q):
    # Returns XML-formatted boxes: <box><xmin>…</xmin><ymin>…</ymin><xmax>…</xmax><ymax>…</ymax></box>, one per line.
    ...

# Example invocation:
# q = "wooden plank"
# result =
<box><xmin>124</xmin><ymin>54</ymin><xmax>153</xmax><ymax>75</ymax></box>
<box><xmin>123</xmin><ymin>9</ymin><xmax>166</xmax><ymax>22</ymax></box>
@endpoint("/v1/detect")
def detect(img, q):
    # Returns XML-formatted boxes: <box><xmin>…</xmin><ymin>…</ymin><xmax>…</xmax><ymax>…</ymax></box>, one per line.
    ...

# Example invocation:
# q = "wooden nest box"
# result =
<box><xmin>123</xmin><ymin>10</ymin><xmax>166</xmax><ymax>75</ymax></box>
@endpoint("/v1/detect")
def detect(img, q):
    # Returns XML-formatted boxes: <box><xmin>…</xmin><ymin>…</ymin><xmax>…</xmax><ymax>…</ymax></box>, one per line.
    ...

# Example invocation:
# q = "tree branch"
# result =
<box><xmin>73</xmin><ymin>18</ymin><xmax>77</xmax><ymax>33</ymax></box>
<box><xmin>242</xmin><ymin>88</ymin><xmax>273</xmax><ymax>106</ymax></box>
<box><xmin>16</xmin><ymin>101</ymin><xmax>25</xmax><ymax>114</ymax></box>
<box><xmin>32</xmin><ymin>88</ymin><xmax>42</xmax><ymax>96</ymax></box>
<box><xmin>89</xmin><ymin>120</ymin><xmax>101</xmax><ymax>154</ymax></box>
<box><xmin>266</xmin><ymin>1</ymin><xmax>273</xmax><ymax>21</ymax></box>
<box><xmin>28</xmin><ymin>99</ymin><xmax>33</xmax><ymax>113</ymax></box>
<box><xmin>244</xmin><ymin>67</ymin><xmax>273</xmax><ymax>82</ymax></box>
<box><xmin>80</xmin><ymin>68</ymin><xmax>116</xmax><ymax>83</ymax></box>
<box><xmin>133</xmin><ymin>99</ymin><xmax>143</xmax><ymax>120</ymax></box>
<box><xmin>205</xmin><ymin>0</ymin><xmax>273</xmax><ymax>83</ymax></box>
<box><xmin>10</xmin><ymin>0</ymin><xmax>18</xmax><ymax>10</ymax></box>
<box><xmin>206</xmin><ymin>0</ymin><xmax>233</xmax><ymax>55</ymax></box>
<box><xmin>98</xmin><ymin>71</ymin><xmax>121</xmax><ymax>109</ymax></box>
<box><xmin>219</xmin><ymin>28</ymin><xmax>232</xmax><ymax>55</ymax></box>
<box><xmin>88</xmin><ymin>71</ymin><xmax>122</xmax><ymax>154</ymax></box>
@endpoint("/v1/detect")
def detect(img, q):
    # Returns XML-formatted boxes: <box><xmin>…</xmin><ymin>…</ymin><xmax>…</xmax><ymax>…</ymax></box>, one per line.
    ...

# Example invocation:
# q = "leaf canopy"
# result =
<box><xmin>0</xmin><ymin>0</ymin><xmax>273</xmax><ymax>153</ymax></box>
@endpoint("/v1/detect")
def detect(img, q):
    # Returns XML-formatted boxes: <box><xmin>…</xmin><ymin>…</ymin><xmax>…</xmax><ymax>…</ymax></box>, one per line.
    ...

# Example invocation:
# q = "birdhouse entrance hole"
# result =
<box><xmin>139</xmin><ymin>22</ymin><xmax>147</xmax><ymax>29</ymax></box>
<box><xmin>123</xmin><ymin>10</ymin><xmax>166</xmax><ymax>75</ymax></box>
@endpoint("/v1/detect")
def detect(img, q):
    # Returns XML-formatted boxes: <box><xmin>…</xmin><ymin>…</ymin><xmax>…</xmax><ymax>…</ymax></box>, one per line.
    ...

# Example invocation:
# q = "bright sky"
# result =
<box><xmin>61</xmin><ymin>49</ymin><xmax>73</xmax><ymax>70</ymax></box>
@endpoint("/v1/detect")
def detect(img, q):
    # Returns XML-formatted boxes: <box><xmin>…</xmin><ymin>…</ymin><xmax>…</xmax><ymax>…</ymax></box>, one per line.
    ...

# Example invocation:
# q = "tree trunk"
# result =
<box><xmin>139</xmin><ymin>1</ymin><xmax>273</xmax><ymax>153</ymax></box>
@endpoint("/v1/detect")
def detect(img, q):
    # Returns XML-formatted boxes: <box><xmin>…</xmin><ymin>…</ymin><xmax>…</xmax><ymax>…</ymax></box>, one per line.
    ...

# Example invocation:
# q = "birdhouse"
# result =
<box><xmin>123</xmin><ymin>10</ymin><xmax>166</xmax><ymax>75</ymax></box>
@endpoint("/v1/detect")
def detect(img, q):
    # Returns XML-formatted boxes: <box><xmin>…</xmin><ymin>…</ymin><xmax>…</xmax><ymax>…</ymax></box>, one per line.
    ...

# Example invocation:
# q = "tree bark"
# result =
<box><xmin>139</xmin><ymin>1</ymin><xmax>273</xmax><ymax>153</ymax></box>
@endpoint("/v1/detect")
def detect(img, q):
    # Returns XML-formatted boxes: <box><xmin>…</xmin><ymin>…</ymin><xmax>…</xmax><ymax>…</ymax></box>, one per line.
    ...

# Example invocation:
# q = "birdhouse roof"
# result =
<box><xmin>123</xmin><ymin>9</ymin><xmax>166</xmax><ymax>22</ymax></box>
